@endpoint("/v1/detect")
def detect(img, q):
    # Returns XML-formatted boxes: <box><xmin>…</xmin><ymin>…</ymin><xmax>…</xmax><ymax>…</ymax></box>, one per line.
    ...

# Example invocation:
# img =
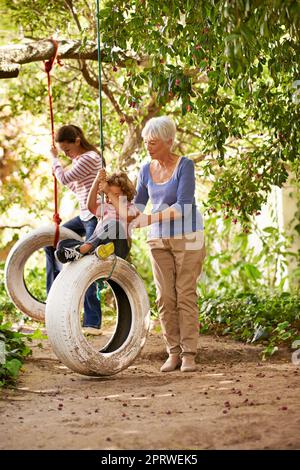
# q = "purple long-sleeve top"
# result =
<box><xmin>134</xmin><ymin>157</ymin><xmax>203</xmax><ymax>239</ymax></box>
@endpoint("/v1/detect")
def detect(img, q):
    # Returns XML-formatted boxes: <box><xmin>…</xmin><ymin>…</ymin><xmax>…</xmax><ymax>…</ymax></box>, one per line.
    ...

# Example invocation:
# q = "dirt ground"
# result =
<box><xmin>0</xmin><ymin>329</ymin><xmax>299</xmax><ymax>450</ymax></box>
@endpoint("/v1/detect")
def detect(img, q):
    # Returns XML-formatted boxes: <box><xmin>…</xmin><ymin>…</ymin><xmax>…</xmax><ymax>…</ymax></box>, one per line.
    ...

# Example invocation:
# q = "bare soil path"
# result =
<box><xmin>0</xmin><ymin>332</ymin><xmax>299</xmax><ymax>450</ymax></box>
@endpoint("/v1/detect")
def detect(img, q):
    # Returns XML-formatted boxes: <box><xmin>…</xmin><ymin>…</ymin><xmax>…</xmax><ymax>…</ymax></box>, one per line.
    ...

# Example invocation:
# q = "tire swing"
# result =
<box><xmin>45</xmin><ymin>255</ymin><xmax>150</xmax><ymax>376</ymax></box>
<box><xmin>4</xmin><ymin>40</ymin><xmax>77</xmax><ymax>322</ymax></box>
<box><xmin>4</xmin><ymin>225</ymin><xmax>83</xmax><ymax>322</ymax></box>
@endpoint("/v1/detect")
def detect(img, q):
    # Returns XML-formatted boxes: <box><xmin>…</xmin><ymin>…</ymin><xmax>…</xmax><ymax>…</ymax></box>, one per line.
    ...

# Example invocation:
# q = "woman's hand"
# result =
<box><xmin>130</xmin><ymin>213</ymin><xmax>152</xmax><ymax>229</ymax></box>
<box><xmin>50</xmin><ymin>146</ymin><xmax>58</xmax><ymax>158</ymax></box>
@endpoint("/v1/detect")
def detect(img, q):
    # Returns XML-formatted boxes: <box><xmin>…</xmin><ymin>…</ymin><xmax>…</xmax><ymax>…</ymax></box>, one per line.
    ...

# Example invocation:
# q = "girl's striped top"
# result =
<box><xmin>53</xmin><ymin>151</ymin><xmax>102</xmax><ymax>221</ymax></box>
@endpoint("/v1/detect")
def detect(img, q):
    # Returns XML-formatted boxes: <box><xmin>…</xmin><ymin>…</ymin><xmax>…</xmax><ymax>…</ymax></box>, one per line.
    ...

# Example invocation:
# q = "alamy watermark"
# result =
<box><xmin>0</xmin><ymin>340</ymin><xmax>6</xmax><ymax>365</ymax></box>
<box><xmin>291</xmin><ymin>340</ymin><xmax>300</xmax><ymax>365</ymax></box>
<box><xmin>292</xmin><ymin>80</ymin><xmax>300</xmax><ymax>104</ymax></box>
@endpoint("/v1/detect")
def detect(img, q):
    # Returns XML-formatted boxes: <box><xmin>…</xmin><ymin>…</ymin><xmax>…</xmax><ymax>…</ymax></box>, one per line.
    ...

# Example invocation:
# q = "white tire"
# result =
<box><xmin>4</xmin><ymin>225</ymin><xmax>83</xmax><ymax>322</ymax></box>
<box><xmin>45</xmin><ymin>255</ymin><xmax>150</xmax><ymax>376</ymax></box>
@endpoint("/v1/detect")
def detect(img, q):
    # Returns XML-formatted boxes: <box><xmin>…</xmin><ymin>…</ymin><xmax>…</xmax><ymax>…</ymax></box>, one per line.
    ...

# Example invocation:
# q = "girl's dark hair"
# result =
<box><xmin>55</xmin><ymin>125</ymin><xmax>106</xmax><ymax>165</ymax></box>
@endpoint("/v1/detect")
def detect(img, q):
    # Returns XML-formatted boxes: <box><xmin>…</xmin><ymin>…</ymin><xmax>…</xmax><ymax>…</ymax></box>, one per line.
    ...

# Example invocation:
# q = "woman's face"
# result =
<box><xmin>58</xmin><ymin>139</ymin><xmax>81</xmax><ymax>159</ymax></box>
<box><xmin>144</xmin><ymin>136</ymin><xmax>172</xmax><ymax>160</ymax></box>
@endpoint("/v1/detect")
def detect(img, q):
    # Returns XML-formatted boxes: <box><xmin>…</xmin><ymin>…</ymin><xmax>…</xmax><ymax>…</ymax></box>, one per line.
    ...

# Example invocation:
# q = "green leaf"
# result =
<box><xmin>5</xmin><ymin>358</ymin><xmax>22</xmax><ymax>378</ymax></box>
<box><xmin>242</xmin><ymin>264</ymin><xmax>262</xmax><ymax>280</ymax></box>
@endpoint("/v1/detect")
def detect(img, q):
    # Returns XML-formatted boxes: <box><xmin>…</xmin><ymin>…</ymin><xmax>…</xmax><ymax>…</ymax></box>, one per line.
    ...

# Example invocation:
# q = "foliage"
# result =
<box><xmin>198</xmin><ymin>292</ymin><xmax>300</xmax><ymax>359</ymax></box>
<box><xmin>0</xmin><ymin>313</ymin><xmax>32</xmax><ymax>387</ymax></box>
<box><xmin>0</xmin><ymin>260</ymin><xmax>47</xmax><ymax>388</ymax></box>
<box><xmin>0</xmin><ymin>0</ymin><xmax>300</xmax><ymax>225</ymax></box>
<box><xmin>130</xmin><ymin>229</ymin><xmax>157</xmax><ymax>312</ymax></box>
<box><xmin>0</xmin><ymin>262</ymin><xmax>19</xmax><ymax>320</ymax></box>
<box><xmin>24</xmin><ymin>265</ymin><xmax>47</xmax><ymax>303</ymax></box>
<box><xmin>196</xmin><ymin>207</ymin><xmax>300</xmax><ymax>357</ymax></box>
<box><xmin>200</xmin><ymin>213</ymin><xmax>299</xmax><ymax>296</ymax></box>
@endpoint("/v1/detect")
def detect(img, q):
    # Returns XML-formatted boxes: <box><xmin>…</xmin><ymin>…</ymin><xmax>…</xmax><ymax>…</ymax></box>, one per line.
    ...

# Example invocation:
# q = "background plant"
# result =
<box><xmin>198</xmin><ymin>292</ymin><xmax>300</xmax><ymax>359</ymax></box>
<box><xmin>1</xmin><ymin>0</ymin><xmax>300</xmax><ymax>224</ymax></box>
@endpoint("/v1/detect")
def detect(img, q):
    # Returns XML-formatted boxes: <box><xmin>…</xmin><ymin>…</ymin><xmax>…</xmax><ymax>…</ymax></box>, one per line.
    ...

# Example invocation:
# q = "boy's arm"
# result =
<box><xmin>87</xmin><ymin>172</ymin><xmax>103</xmax><ymax>215</ymax></box>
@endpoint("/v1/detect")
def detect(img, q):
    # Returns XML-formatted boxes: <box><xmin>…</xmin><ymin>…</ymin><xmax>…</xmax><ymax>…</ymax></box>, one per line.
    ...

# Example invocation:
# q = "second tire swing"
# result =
<box><xmin>4</xmin><ymin>225</ymin><xmax>83</xmax><ymax>322</ymax></box>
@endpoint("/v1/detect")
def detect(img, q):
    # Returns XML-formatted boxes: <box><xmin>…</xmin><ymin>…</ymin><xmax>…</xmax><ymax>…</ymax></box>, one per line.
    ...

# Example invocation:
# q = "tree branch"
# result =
<box><xmin>64</xmin><ymin>0</ymin><xmax>82</xmax><ymax>32</ymax></box>
<box><xmin>177</xmin><ymin>126</ymin><xmax>201</xmax><ymax>139</ymax></box>
<box><xmin>102</xmin><ymin>83</ymin><xmax>134</xmax><ymax>124</ymax></box>
<box><xmin>0</xmin><ymin>39</ymin><xmax>149</xmax><ymax>78</ymax></box>
<box><xmin>0</xmin><ymin>63</ymin><xmax>19</xmax><ymax>78</ymax></box>
<box><xmin>0</xmin><ymin>224</ymin><xmax>32</xmax><ymax>230</ymax></box>
<box><xmin>0</xmin><ymin>39</ymin><xmax>99</xmax><ymax>66</ymax></box>
<box><xmin>80</xmin><ymin>60</ymin><xmax>98</xmax><ymax>88</ymax></box>
<box><xmin>141</xmin><ymin>98</ymin><xmax>161</xmax><ymax>128</ymax></box>
<box><xmin>80</xmin><ymin>60</ymin><xmax>135</xmax><ymax>127</ymax></box>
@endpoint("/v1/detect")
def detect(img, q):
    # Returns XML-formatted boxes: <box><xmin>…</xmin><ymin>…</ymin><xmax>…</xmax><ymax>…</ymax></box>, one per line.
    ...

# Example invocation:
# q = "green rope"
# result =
<box><xmin>96</xmin><ymin>280</ymin><xmax>105</xmax><ymax>300</ymax></box>
<box><xmin>96</xmin><ymin>254</ymin><xmax>117</xmax><ymax>300</ymax></box>
<box><xmin>96</xmin><ymin>0</ymin><xmax>104</xmax><ymax>156</ymax></box>
<box><xmin>96</xmin><ymin>0</ymin><xmax>105</xmax><ymax>219</ymax></box>
<box><xmin>95</xmin><ymin>2</ymin><xmax>118</xmax><ymax>299</ymax></box>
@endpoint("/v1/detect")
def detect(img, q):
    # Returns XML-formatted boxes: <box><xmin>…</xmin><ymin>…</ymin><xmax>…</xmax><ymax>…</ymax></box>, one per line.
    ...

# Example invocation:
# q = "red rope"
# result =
<box><xmin>44</xmin><ymin>39</ymin><xmax>62</xmax><ymax>248</ymax></box>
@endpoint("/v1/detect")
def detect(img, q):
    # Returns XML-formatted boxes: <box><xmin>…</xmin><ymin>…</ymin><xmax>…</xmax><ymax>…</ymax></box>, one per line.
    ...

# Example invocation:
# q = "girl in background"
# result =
<box><xmin>45</xmin><ymin>125</ymin><xmax>103</xmax><ymax>335</ymax></box>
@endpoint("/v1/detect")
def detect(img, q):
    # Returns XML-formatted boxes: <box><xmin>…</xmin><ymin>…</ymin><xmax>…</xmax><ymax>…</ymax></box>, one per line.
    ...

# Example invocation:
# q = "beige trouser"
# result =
<box><xmin>148</xmin><ymin>232</ymin><xmax>206</xmax><ymax>356</ymax></box>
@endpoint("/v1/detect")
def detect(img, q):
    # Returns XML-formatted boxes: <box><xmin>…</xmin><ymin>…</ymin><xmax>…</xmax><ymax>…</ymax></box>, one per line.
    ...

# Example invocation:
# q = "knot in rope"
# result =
<box><xmin>53</xmin><ymin>213</ymin><xmax>62</xmax><ymax>225</ymax></box>
<box><xmin>44</xmin><ymin>39</ymin><xmax>61</xmax><ymax>74</ymax></box>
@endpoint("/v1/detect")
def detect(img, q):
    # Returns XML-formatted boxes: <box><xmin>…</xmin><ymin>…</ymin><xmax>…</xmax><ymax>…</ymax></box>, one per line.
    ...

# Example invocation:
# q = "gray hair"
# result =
<box><xmin>141</xmin><ymin>116</ymin><xmax>176</xmax><ymax>146</ymax></box>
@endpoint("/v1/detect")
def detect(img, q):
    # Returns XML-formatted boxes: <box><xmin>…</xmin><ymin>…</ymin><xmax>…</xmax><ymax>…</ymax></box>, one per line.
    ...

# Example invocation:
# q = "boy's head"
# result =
<box><xmin>106</xmin><ymin>172</ymin><xmax>136</xmax><ymax>202</ymax></box>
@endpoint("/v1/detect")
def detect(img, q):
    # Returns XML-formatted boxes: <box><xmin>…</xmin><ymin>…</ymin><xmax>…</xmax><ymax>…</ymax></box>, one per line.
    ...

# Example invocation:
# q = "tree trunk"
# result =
<box><xmin>120</xmin><ymin>125</ymin><xmax>143</xmax><ymax>169</ymax></box>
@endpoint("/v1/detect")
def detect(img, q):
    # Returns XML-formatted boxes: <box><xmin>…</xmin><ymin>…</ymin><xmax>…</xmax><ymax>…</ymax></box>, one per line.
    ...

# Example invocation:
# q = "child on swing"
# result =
<box><xmin>55</xmin><ymin>169</ymin><xmax>139</xmax><ymax>263</ymax></box>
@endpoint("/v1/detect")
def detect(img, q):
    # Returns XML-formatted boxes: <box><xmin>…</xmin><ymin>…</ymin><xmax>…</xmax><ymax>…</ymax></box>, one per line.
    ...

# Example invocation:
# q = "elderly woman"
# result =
<box><xmin>133</xmin><ymin>116</ymin><xmax>205</xmax><ymax>372</ymax></box>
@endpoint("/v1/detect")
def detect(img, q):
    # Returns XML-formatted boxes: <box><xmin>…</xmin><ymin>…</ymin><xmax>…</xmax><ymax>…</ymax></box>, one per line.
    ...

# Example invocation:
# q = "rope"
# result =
<box><xmin>44</xmin><ymin>39</ymin><xmax>62</xmax><ymax>248</ymax></box>
<box><xmin>96</xmin><ymin>255</ymin><xmax>117</xmax><ymax>300</ymax></box>
<box><xmin>96</xmin><ymin>0</ymin><xmax>105</xmax><ymax>220</ymax></box>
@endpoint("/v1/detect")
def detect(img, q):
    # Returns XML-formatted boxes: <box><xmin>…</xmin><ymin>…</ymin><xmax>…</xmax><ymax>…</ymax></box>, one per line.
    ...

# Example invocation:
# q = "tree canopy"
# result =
<box><xmin>1</xmin><ymin>0</ymin><xmax>300</xmax><ymax>227</ymax></box>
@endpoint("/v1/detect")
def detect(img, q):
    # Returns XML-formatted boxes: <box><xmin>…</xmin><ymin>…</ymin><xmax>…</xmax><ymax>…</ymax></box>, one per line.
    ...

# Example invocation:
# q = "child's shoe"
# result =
<box><xmin>95</xmin><ymin>242</ymin><xmax>115</xmax><ymax>259</ymax></box>
<box><xmin>54</xmin><ymin>245</ymin><xmax>82</xmax><ymax>264</ymax></box>
<box><xmin>82</xmin><ymin>327</ymin><xmax>103</xmax><ymax>336</ymax></box>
